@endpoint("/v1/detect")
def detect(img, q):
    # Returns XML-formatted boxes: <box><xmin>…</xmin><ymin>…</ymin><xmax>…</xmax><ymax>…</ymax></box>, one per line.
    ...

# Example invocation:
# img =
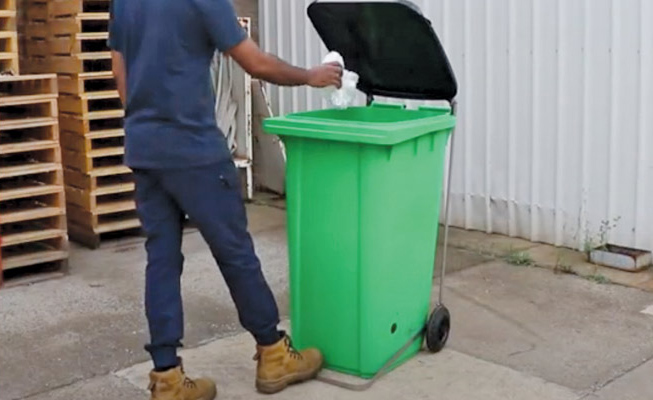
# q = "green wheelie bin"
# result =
<box><xmin>263</xmin><ymin>0</ymin><xmax>459</xmax><ymax>381</ymax></box>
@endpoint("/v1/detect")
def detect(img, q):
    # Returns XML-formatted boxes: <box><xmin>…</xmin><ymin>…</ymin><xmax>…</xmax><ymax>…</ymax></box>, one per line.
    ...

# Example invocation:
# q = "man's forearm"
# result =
<box><xmin>252</xmin><ymin>54</ymin><xmax>310</xmax><ymax>86</ymax></box>
<box><xmin>227</xmin><ymin>38</ymin><xmax>342</xmax><ymax>89</ymax></box>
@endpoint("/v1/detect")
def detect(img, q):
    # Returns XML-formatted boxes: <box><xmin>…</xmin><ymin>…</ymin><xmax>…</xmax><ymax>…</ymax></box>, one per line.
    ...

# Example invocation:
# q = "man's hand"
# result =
<box><xmin>307</xmin><ymin>62</ymin><xmax>343</xmax><ymax>89</ymax></box>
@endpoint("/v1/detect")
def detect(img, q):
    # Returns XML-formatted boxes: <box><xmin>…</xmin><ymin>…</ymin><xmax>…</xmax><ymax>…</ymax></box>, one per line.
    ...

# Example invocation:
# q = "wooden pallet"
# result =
<box><xmin>0</xmin><ymin>52</ymin><xmax>18</xmax><ymax>73</ymax></box>
<box><xmin>64</xmin><ymin>165</ymin><xmax>132</xmax><ymax>192</ymax></box>
<box><xmin>24</xmin><ymin>1</ymin><xmax>50</xmax><ymax>22</ymax></box>
<box><xmin>0</xmin><ymin>169</ymin><xmax>68</xmax><ymax>271</ymax></box>
<box><xmin>1</xmin><ymin>0</ymin><xmax>16</xmax><ymax>11</ymax></box>
<box><xmin>0</xmin><ymin>29</ymin><xmax>17</xmax><ymax>73</ymax></box>
<box><xmin>0</xmin><ymin>100</ymin><xmax>58</xmax><ymax>126</ymax></box>
<box><xmin>60</xmin><ymin>128</ymin><xmax>125</xmax><ymax>173</ymax></box>
<box><xmin>18</xmin><ymin>55</ymin><xmax>49</xmax><ymax>74</ymax></box>
<box><xmin>23</xmin><ymin>38</ymin><xmax>49</xmax><ymax>57</ymax></box>
<box><xmin>0</xmin><ymin>73</ymin><xmax>58</xmax><ymax>125</ymax></box>
<box><xmin>0</xmin><ymin>124</ymin><xmax>60</xmax><ymax>155</ymax></box>
<box><xmin>23</xmin><ymin>0</ymin><xmax>109</xmax><ymax>20</ymax></box>
<box><xmin>49</xmin><ymin>12</ymin><xmax>109</xmax><ymax>35</ymax></box>
<box><xmin>0</xmin><ymin>146</ymin><xmax>62</xmax><ymax>178</ymax></box>
<box><xmin>60</xmin><ymin>126</ymin><xmax>122</xmax><ymax>151</ymax></box>
<box><xmin>49</xmin><ymin>31</ymin><xmax>108</xmax><ymax>55</ymax></box>
<box><xmin>0</xmin><ymin>9</ymin><xmax>16</xmax><ymax>32</ymax></box>
<box><xmin>58</xmin><ymin>71</ymin><xmax>115</xmax><ymax>94</ymax></box>
<box><xmin>0</xmin><ymin>75</ymin><xmax>63</xmax><ymax>183</ymax></box>
<box><xmin>0</xmin><ymin>176</ymin><xmax>66</xmax><ymax>234</ymax></box>
<box><xmin>1</xmin><ymin>238</ymin><xmax>68</xmax><ymax>272</ymax></box>
<box><xmin>23</xmin><ymin>34</ymin><xmax>108</xmax><ymax>58</ymax></box>
<box><xmin>0</xmin><ymin>96</ymin><xmax>58</xmax><ymax>125</ymax></box>
<box><xmin>24</xmin><ymin>11</ymin><xmax>108</xmax><ymax>37</ymax></box>
<box><xmin>0</xmin><ymin>72</ymin><xmax>57</xmax><ymax>96</ymax></box>
<box><xmin>0</xmin><ymin>30</ymin><xmax>17</xmax><ymax>53</ymax></box>
<box><xmin>59</xmin><ymin>110</ymin><xmax>123</xmax><ymax>134</ymax></box>
<box><xmin>65</xmin><ymin>179</ymin><xmax>134</xmax><ymax>211</ymax></box>
<box><xmin>49</xmin><ymin>51</ymin><xmax>111</xmax><ymax>74</ymax></box>
<box><xmin>2</xmin><ymin>216</ymin><xmax>66</xmax><ymax>249</ymax></box>
<box><xmin>23</xmin><ymin>21</ymin><xmax>48</xmax><ymax>40</ymax></box>
<box><xmin>58</xmin><ymin>90</ymin><xmax>120</xmax><ymax>115</ymax></box>
<box><xmin>20</xmin><ymin>0</ymin><xmax>111</xmax><ymax>70</ymax></box>
<box><xmin>50</xmin><ymin>0</ymin><xmax>111</xmax><ymax>17</ymax></box>
<box><xmin>62</xmin><ymin>146</ymin><xmax>124</xmax><ymax>173</ymax></box>
<box><xmin>1</xmin><ymin>169</ymin><xmax>64</xmax><ymax>201</ymax></box>
<box><xmin>13</xmin><ymin>3</ymin><xmax>133</xmax><ymax>248</ymax></box>
<box><xmin>67</xmin><ymin>204</ymin><xmax>139</xmax><ymax>248</ymax></box>
<box><xmin>66</xmin><ymin>183</ymin><xmax>134</xmax><ymax>212</ymax></box>
<box><xmin>1</xmin><ymin>190</ymin><xmax>65</xmax><ymax>224</ymax></box>
<box><xmin>63</xmin><ymin>163</ymin><xmax>138</xmax><ymax>248</ymax></box>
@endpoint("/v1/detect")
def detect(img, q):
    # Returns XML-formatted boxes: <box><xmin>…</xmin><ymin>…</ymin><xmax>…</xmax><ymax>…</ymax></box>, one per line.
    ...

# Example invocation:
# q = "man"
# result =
<box><xmin>108</xmin><ymin>0</ymin><xmax>342</xmax><ymax>398</ymax></box>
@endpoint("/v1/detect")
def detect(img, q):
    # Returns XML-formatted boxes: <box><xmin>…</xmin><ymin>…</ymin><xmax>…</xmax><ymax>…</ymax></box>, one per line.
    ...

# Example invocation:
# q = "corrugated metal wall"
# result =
<box><xmin>259</xmin><ymin>0</ymin><xmax>653</xmax><ymax>252</ymax></box>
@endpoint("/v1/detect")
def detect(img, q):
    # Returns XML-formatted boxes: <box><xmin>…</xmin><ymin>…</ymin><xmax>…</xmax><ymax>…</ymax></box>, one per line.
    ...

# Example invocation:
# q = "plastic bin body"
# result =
<box><xmin>264</xmin><ymin>103</ymin><xmax>455</xmax><ymax>378</ymax></box>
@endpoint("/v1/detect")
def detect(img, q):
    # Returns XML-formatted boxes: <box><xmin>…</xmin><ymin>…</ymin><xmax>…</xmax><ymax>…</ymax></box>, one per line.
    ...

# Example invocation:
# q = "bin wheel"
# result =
<box><xmin>426</xmin><ymin>305</ymin><xmax>450</xmax><ymax>353</ymax></box>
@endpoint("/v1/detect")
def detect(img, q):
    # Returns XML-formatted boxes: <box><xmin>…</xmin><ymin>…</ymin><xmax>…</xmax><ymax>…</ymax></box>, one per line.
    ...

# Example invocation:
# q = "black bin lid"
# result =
<box><xmin>308</xmin><ymin>0</ymin><xmax>458</xmax><ymax>102</ymax></box>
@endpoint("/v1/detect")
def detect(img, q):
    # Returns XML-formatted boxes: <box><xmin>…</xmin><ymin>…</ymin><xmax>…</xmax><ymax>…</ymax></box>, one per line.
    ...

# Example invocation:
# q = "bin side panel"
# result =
<box><xmin>285</xmin><ymin>137</ymin><xmax>362</xmax><ymax>374</ymax></box>
<box><xmin>359</xmin><ymin>130</ymin><xmax>451</xmax><ymax>376</ymax></box>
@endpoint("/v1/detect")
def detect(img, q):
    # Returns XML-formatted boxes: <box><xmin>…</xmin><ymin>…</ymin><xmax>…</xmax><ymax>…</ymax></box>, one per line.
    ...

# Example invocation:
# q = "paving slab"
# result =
<box><xmin>19</xmin><ymin>375</ymin><xmax>145</xmax><ymax>400</ymax></box>
<box><xmin>0</xmin><ymin>205</ymin><xmax>288</xmax><ymax>400</ymax></box>
<box><xmin>590</xmin><ymin>358</ymin><xmax>653</xmax><ymax>400</ymax></box>
<box><xmin>526</xmin><ymin>245</ymin><xmax>653</xmax><ymax>292</ymax></box>
<box><xmin>446</xmin><ymin>227</ymin><xmax>538</xmax><ymax>257</ymax></box>
<box><xmin>116</xmin><ymin>329</ymin><xmax>580</xmax><ymax>400</ymax></box>
<box><xmin>444</xmin><ymin>261</ymin><xmax>653</xmax><ymax>391</ymax></box>
<box><xmin>435</xmin><ymin>244</ymin><xmax>493</xmax><ymax>275</ymax></box>
<box><xmin>5</xmin><ymin>204</ymin><xmax>651</xmax><ymax>399</ymax></box>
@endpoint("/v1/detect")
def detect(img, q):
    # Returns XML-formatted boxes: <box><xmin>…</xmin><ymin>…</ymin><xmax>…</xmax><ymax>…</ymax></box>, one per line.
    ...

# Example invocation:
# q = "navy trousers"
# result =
<box><xmin>133</xmin><ymin>160</ymin><xmax>281</xmax><ymax>369</ymax></box>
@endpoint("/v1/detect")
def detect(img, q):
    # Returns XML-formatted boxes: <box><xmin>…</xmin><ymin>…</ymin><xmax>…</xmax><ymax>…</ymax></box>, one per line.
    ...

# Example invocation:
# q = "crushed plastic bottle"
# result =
<box><xmin>321</xmin><ymin>51</ymin><xmax>359</xmax><ymax>109</ymax></box>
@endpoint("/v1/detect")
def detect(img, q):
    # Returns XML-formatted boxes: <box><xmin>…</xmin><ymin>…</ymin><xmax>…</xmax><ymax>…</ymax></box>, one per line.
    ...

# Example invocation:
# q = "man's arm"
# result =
<box><xmin>111</xmin><ymin>50</ymin><xmax>127</xmax><ymax>106</ymax></box>
<box><xmin>227</xmin><ymin>38</ymin><xmax>342</xmax><ymax>88</ymax></box>
<box><xmin>193</xmin><ymin>0</ymin><xmax>340</xmax><ymax>89</ymax></box>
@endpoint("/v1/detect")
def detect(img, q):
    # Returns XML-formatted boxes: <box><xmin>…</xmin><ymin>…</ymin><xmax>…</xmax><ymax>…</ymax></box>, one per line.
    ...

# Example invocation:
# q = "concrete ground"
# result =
<box><xmin>1</xmin><ymin>204</ymin><xmax>653</xmax><ymax>400</ymax></box>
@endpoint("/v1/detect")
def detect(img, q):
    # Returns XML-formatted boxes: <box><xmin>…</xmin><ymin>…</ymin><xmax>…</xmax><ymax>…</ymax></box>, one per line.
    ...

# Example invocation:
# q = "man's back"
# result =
<box><xmin>109</xmin><ymin>0</ymin><xmax>246</xmax><ymax>169</ymax></box>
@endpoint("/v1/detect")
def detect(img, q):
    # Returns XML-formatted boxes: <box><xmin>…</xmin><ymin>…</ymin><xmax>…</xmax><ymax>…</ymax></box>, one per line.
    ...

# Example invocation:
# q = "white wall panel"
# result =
<box><xmin>259</xmin><ymin>0</ymin><xmax>653</xmax><ymax>251</ymax></box>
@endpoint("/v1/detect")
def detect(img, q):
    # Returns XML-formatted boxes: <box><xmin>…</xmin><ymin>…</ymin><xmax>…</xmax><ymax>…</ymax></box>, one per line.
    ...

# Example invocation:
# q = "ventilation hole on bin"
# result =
<box><xmin>391</xmin><ymin>323</ymin><xmax>397</xmax><ymax>334</ymax></box>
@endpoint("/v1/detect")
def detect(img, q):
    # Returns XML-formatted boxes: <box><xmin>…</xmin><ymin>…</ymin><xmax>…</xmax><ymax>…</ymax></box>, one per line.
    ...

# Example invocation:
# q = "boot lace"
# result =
<box><xmin>252</xmin><ymin>335</ymin><xmax>304</xmax><ymax>361</ymax></box>
<box><xmin>183</xmin><ymin>377</ymin><xmax>198</xmax><ymax>389</ymax></box>
<box><xmin>284</xmin><ymin>336</ymin><xmax>303</xmax><ymax>360</ymax></box>
<box><xmin>180</xmin><ymin>365</ymin><xmax>197</xmax><ymax>389</ymax></box>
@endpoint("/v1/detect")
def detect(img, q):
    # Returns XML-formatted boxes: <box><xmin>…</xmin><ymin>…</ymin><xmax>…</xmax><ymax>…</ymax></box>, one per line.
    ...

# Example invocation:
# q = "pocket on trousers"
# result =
<box><xmin>216</xmin><ymin>160</ymin><xmax>240</xmax><ymax>191</ymax></box>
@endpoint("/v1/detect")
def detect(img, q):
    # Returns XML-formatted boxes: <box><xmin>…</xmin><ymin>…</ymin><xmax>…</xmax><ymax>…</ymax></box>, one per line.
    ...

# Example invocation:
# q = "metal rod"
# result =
<box><xmin>438</xmin><ymin>101</ymin><xmax>457</xmax><ymax>305</ymax></box>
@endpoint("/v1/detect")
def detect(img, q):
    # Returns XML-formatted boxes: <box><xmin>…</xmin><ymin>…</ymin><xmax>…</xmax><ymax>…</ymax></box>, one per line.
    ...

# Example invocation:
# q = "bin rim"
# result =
<box><xmin>263</xmin><ymin>105</ymin><xmax>456</xmax><ymax>146</ymax></box>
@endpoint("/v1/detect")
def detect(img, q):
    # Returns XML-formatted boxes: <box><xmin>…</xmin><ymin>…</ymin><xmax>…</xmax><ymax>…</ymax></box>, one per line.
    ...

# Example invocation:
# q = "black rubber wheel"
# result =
<box><xmin>426</xmin><ymin>305</ymin><xmax>451</xmax><ymax>353</ymax></box>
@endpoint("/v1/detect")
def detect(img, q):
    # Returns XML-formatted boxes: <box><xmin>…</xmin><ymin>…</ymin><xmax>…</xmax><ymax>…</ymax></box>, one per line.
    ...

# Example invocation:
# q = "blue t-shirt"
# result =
<box><xmin>108</xmin><ymin>0</ymin><xmax>246</xmax><ymax>169</ymax></box>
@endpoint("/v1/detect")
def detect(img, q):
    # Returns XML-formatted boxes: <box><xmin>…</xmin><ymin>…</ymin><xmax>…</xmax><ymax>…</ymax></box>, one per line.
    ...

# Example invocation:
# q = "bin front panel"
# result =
<box><xmin>358</xmin><ymin>131</ymin><xmax>450</xmax><ymax>376</ymax></box>
<box><xmin>285</xmin><ymin>137</ymin><xmax>363</xmax><ymax>374</ymax></box>
<box><xmin>283</xmin><ymin>127</ymin><xmax>451</xmax><ymax>377</ymax></box>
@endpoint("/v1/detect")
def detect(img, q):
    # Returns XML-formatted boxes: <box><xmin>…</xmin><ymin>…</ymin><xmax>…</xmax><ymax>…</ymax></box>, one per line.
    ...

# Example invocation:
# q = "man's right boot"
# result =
<box><xmin>148</xmin><ymin>363</ymin><xmax>217</xmax><ymax>400</ymax></box>
<box><xmin>254</xmin><ymin>334</ymin><xmax>324</xmax><ymax>394</ymax></box>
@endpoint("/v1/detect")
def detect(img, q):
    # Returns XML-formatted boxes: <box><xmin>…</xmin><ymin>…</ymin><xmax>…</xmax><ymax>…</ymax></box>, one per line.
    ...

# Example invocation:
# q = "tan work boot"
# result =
<box><xmin>255</xmin><ymin>334</ymin><xmax>323</xmax><ymax>394</ymax></box>
<box><xmin>148</xmin><ymin>361</ymin><xmax>217</xmax><ymax>400</ymax></box>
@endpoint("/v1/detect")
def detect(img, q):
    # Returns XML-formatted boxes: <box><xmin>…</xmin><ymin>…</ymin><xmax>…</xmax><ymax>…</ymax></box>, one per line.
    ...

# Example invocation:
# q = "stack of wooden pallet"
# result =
<box><xmin>0</xmin><ymin>74</ymin><xmax>68</xmax><ymax>276</ymax></box>
<box><xmin>19</xmin><ymin>0</ymin><xmax>138</xmax><ymax>248</ymax></box>
<box><xmin>1</xmin><ymin>0</ymin><xmax>19</xmax><ymax>74</ymax></box>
